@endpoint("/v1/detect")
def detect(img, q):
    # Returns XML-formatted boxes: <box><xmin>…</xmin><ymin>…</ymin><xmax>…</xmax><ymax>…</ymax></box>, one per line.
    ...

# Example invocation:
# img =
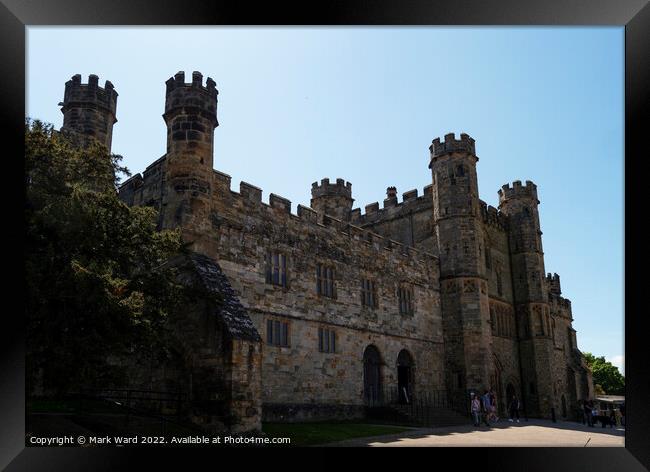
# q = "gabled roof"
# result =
<box><xmin>187</xmin><ymin>252</ymin><xmax>261</xmax><ymax>343</ymax></box>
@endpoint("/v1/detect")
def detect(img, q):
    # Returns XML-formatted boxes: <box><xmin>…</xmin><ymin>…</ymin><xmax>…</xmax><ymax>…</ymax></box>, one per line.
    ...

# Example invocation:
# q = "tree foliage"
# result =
<box><xmin>583</xmin><ymin>352</ymin><xmax>625</xmax><ymax>395</ymax></box>
<box><xmin>25</xmin><ymin>119</ymin><xmax>195</xmax><ymax>395</ymax></box>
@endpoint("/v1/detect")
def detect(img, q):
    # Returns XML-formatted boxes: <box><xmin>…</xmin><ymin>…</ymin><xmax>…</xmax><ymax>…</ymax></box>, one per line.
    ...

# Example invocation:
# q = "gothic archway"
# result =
<box><xmin>491</xmin><ymin>354</ymin><xmax>505</xmax><ymax>415</ymax></box>
<box><xmin>363</xmin><ymin>345</ymin><xmax>382</xmax><ymax>405</ymax></box>
<box><xmin>397</xmin><ymin>349</ymin><xmax>414</xmax><ymax>404</ymax></box>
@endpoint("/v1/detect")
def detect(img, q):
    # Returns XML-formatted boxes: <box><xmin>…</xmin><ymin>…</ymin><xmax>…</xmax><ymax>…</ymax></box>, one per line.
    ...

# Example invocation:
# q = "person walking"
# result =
<box><xmin>584</xmin><ymin>400</ymin><xmax>593</xmax><ymax>427</ymax></box>
<box><xmin>470</xmin><ymin>393</ymin><xmax>481</xmax><ymax>427</ymax></box>
<box><xmin>592</xmin><ymin>405</ymin><xmax>600</xmax><ymax>428</ymax></box>
<box><xmin>614</xmin><ymin>407</ymin><xmax>622</xmax><ymax>428</ymax></box>
<box><xmin>488</xmin><ymin>389</ymin><xmax>499</xmax><ymax>422</ymax></box>
<box><xmin>609</xmin><ymin>409</ymin><xmax>616</xmax><ymax>428</ymax></box>
<box><xmin>508</xmin><ymin>394</ymin><xmax>521</xmax><ymax>423</ymax></box>
<box><xmin>481</xmin><ymin>389</ymin><xmax>491</xmax><ymax>427</ymax></box>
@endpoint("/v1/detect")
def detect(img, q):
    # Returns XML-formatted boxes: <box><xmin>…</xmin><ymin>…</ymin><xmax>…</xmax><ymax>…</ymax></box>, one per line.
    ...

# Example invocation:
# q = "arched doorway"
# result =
<box><xmin>363</xmin><ymin>345</ymin><xmax>382</xmax><ymax>405</ymax></box>
<box><xmin>397</xmin><ymin>349</ymin><xmax>414</xmax><ymax>404</ymax></box>
<box><xmin>561</xmin><ymin>395</ymin><xmax>567</xmax><ymax>418</ymax></box>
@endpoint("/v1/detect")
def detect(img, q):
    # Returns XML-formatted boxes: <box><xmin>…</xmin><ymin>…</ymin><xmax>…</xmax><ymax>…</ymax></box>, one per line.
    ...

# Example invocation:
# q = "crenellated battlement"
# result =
<box><xmin>478</xmin><ymin>200</ymin><xmax>508</xmax><ymax>229</ymax></box>
<box><xmin>429</xmin><ymin>132</ymin><xmax>476</xmax><ymax>160</ymax></box>
<box><xmin>546</xmin><ymin>272</ymin><xmax>561</xmax><ymax>295</ymax></box>
<box><xmin>498</xmin><ymin>180</ymin><xmax>539</xmax><ymax>204</ymax></box>
<box><xmin>164</xmin><ymin>71</ymin><xmax>219</xmax><ymax>125</ymax></box>
<box><xmin>310</xmin><ymin>178</ymin><xmax>352</xmax><ymax>199</ymax></box>
<box><xmin>212</xmin><ymin>175</ymin><xmax>438</xmax><ymax>263</ymax></box>
<box><xmin>60</xmin><ymin>74</ymin><xmax>118</xmax><ymax>116</ymax></box>
<box><xmin>165</xmin><ymin>70</ymin><xmax>218</xmax><ymax>97</ymax></box>
<box><xmin>353</xmin><ymin>184</ymin><xmax>433</xmax><ymax>223</ymax></box>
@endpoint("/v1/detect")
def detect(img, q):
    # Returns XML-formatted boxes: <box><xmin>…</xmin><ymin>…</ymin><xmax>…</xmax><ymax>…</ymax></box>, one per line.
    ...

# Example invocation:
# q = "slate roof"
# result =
<box><xmin>187</xmin><ymin>252</ymin><xmax>262</xmax><ymax>343</ymax></box>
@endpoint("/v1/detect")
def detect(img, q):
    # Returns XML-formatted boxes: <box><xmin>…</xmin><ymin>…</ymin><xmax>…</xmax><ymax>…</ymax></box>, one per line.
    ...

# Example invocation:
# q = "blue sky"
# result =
<box><xmin>26</xmin><ymin>27</ymin><xmax>624</xmax><ymax>373</ymax></box>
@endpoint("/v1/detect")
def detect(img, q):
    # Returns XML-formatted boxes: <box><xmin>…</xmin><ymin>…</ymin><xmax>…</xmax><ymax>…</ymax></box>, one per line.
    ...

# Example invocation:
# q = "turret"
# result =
<box><xmin>430</xmin><ymin>133</ymin><xmax>493</xmax><ymax>400</ymax></box>
<box><xmin>310</xmin><ymin>178</ymin><xmax>353</xmax><ymax>222</ymax></box>
<box><xmin>163</xmin><ymin>70</ymin><xmax>218</xmax><ymax>170</ymax></box>
<box><xmin>161</xmin><ymin>71</ymin><xmax>218</xmax><ymax>243</ymax></box>
<box><xmin>498</xmin><ymin>180</ymin><xmax>546</xmax><ymax>302</ymax></box>
<box><xmin>499</xmin><ymin>179</ymin><xmax>554</xmax><ymax>417</ymax></box>
<box><xmin>429</xmin><ymin>132</ymin><xmax>481</xmax><ymax>276</ymax></box>
<box><xmin>59</xmin><ymin>74</ymin><xmax>118</xmax><ymax>152</ymax></box>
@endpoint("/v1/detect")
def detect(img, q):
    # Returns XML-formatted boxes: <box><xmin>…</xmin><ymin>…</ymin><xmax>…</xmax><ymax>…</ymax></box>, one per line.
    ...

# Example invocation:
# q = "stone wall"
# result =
<box><xmin>190</xmin><ymin>172</ymin><xmax>446</xmax><ymax>419</ymax></box>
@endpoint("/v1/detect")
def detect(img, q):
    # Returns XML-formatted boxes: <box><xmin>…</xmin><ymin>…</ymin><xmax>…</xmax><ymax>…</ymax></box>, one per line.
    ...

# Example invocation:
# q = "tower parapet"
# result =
<box><xmin>498</xmin><ymin>180</ymin><xmax>539</xmax><ymax>205</ymax></box>
<box><xmin>429</xmin><ymin>132</ymin><xmax>476</xmax><ymax>162</ymax></box>
<box><xmin>164</xmin><ymin>71</ymin><xmax>218</xmax><ymax>125</ymax></box>
<box><xmin>310</xmin><ymin>178</ymin><xmax>354</xmax><ymax>222</ymax></box>
<box><xmin>59</xmin><ymin>74</ymin><xmax>118</xmax><ymax>152</ymax></box>
<box><xmin>310</xmin><ymin>178</ymin><xmax>352</xmax><ymax>199</ymax></box>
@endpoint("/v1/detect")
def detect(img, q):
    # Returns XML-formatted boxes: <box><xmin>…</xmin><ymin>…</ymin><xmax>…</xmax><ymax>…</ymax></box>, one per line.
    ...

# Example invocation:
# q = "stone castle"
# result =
<box><xmin>56</xmin><ymin>71</ymin><xmax>593</xmax><ymax>432</ymax></box>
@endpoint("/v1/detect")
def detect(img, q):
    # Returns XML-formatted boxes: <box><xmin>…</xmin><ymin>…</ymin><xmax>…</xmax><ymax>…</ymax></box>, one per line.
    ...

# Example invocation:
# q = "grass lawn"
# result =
<box><xmin>262</xmin><ymin>421</ymin><xmax>411</xmax><ymax>446</ymax></box>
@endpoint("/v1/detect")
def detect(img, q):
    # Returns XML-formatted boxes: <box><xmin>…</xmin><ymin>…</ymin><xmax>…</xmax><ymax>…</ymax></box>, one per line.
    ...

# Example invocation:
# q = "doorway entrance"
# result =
<box><xmin>397</xmin><ymin>349</ymin><xmax>414</xmax><ymax>404</ymax></box>
<box><xmin>363</xmin><ymin>345</ymin><xmax>382</xmax><ymax>405</ymax></box>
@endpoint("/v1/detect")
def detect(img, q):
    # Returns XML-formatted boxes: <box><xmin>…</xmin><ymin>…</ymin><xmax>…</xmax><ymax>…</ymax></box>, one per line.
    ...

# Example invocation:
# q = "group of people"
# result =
<box><xmin>470</xmin><ymin>389</ymin><xmax>521</xmax><ymax>427</ymax></box>
<box><xmin>580</xmin><ymin>399</ymin><xmax>623</xmax><ymax>428</ymax></box>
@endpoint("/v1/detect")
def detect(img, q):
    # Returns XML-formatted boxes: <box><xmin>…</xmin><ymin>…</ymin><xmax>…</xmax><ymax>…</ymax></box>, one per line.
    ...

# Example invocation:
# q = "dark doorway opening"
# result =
<box><xmin>397</xmin><ymin>349</ymin><xmax>414</xmax><ymax>404</ymax></box>
<box><xmin>561</xmin><ymin>395</ymin><xmax>567</xmax><ymax>418</ymax></box>
<box><xmin>363</xmin><ymin>345</ymin><xmax>382</xmax><ymax>405</ymax></box>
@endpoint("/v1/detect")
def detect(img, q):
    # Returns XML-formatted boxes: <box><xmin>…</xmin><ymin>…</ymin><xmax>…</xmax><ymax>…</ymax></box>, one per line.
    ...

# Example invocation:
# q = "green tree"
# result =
<box><xmin>25</xmin><ymin>119</ymin><xmax>195</xmax><ymax>395</ymax></box>
<box><xmin>583</xmin><ymin>352</ymin><xmax>625</xmax><ymax>395</ymax></box>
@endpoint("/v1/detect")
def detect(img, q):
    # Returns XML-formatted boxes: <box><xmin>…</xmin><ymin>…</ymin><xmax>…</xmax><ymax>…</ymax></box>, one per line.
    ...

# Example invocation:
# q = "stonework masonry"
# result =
<box><xmin>59</xmin><ymin>72</ymin><xmax>593</xmax><ymax>432</ymax></box>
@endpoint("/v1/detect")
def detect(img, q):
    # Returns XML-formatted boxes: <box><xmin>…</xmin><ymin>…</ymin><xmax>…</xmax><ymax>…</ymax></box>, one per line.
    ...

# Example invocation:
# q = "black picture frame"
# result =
<box><xmin>3</xmin><ymin>0</ymin><xmax>648</xmax><ymax>469</ymax></box>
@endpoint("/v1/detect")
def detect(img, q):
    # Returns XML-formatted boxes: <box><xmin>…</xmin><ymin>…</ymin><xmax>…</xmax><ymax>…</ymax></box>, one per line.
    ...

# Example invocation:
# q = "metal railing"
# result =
<box><xmin>365</xmin><ymin>387</ymin><xmax>471</xmax><ymax>426</ymax></box>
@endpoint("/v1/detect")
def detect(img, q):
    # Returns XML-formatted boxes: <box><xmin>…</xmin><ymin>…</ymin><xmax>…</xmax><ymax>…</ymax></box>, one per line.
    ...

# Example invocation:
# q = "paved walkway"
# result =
<box><xmin>323</xmin><ymin>419</ymin><xmax>625</xmax><ymax>447</ymax></box>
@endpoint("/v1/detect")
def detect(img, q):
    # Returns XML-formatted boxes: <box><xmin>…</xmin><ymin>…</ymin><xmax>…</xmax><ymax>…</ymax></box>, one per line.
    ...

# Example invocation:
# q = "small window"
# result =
<box><xmin>530</xmin><ymin>382</ymin><xmax>536</xmax><ymax>394</ymax></box>
<box><xmin>316</xmin><ymin>264</ymin><xmax>336</xmax><ymax>298</ymax></box>
<box><xmin>266</xmin><ymin>318</ymin><xmax>289</xmax><ymax>347</ymax></box>
<box><xmin>318</xmin><ymin>327</ymin><xmax>336</xmax><ymax>353</ymax></box>
<box><xmin>457</xmin><ymin>165</ymin><xmax>465</xmax><ymax>177</ymax></box>
<box><xmin>265</xmin><ymin>251</ymin><xmax>287</xmax><ymax>287</ymax></box>
<box><xmin>398</xmin><ymin>285</ymin><xmax>414</xmax><ymax>315</ymax></box>
<box><xmin>485</xmin><ymin>247</ymin><xmax>492</xmax><ymax>269</ymax></box>
<box><xmin>361</xmin><ymin>278</ymin><xmax>377</xmax><ymax>309</ymax></box>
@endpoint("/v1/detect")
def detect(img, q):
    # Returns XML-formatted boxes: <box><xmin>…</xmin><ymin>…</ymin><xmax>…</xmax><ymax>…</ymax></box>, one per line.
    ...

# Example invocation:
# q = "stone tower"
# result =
<box><xmin>429</xmin><ymin>133</ymin><xmax>493</xmax><ymax>400</ymax></box>
<box><xmin>498</xmin><ymin>180</ymin><xmax>554</xmax><ymax>417</ymax></box>
<box><xmin>310</xmin><ymin>178</ymin><xmax>354</xmax><ymax>222</ymax></box>
<box><xmin>59</xmin><ymin>74</ymin><xmax>118</xmax><ymax>152</ymax></box>
<box><xmin>161</xmin><ymin>71</ymin><xmax>219</xmax><ymax>250</ymax></box>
